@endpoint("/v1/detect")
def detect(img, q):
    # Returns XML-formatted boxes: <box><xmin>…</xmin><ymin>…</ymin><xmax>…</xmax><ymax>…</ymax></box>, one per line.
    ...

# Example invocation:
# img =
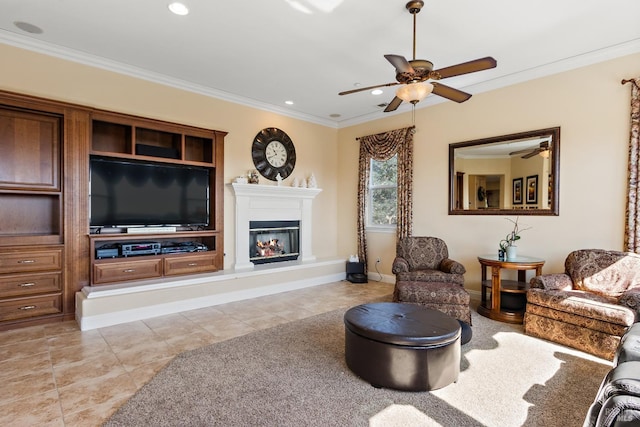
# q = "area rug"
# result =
<box><xmin>105</xmin><ymin>308</ymin><xmax>611</xmax><ymax>427</ymax></box>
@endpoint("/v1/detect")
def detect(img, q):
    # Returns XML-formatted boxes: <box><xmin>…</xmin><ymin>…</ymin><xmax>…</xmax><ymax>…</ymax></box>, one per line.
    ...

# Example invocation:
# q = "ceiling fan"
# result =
<box><xmin>339</xmin><ymin>0</ymin><xmax>497</xmax><ymax>112</ymax></box>
<box><xmin>509</xmin><ymin>141</ymin><xmax>550</xmax><ymax>159</ymax></box>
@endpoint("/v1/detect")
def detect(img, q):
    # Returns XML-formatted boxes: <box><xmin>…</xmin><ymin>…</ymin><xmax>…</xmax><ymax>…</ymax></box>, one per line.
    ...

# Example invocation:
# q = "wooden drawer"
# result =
<box><xmin>164</xmin><ymin>253</ymin><xmax>218</xmax><ymax>276</ymax></box>
<box><xmin>0</xmin><ymin>294</ymin><xmax>62</xmax><ymax>322</ymax></box>
<box><xmin>0</xmin><ymin>272</ymin><xmax>61</xmax><ymax>298</ymax></box>
<box><xmin>0</xmin><ymin>248</ymin><xmax>62</xmax><ymax>274</ymax></box>
<box><xmin>93</xmin><ymin>258</ymin><xmax>163</xmax><ymax>284</ymax></box>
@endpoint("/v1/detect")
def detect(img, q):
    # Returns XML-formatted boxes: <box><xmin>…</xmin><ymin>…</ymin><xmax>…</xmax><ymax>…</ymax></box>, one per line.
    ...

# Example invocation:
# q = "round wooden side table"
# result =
<box><xmin>477</xmin><ymin>255</ymin><xmax>545</xmax><ymax>324</ymax></box>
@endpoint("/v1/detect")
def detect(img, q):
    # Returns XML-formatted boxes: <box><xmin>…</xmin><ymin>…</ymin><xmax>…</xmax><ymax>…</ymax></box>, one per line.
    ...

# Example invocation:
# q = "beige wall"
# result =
<box><xmin>338</xmin><ymin>52</ymin><xmax>640</xmax><ymax>291</ymax></box>
<box><xmin>3</xmin><ymin>41</ymin><xmax>639</xmax><ymax>292</ymax></box>
<box><xmin>0</xmin><ymin>43</ymin><xmax>340</xmax><ymax>270</ymax></box>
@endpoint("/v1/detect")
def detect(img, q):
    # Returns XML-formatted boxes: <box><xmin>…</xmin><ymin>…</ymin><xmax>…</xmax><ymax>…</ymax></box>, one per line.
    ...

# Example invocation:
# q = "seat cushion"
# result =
<box><xmin>527</xmin><ymin>288</ymin><xmax>635</xmax><ymax>327</ymax></box>
<box><xmin>395</xmin><ymin>270</ymin><xmax>464</xmax><ymax>285</ymax></box>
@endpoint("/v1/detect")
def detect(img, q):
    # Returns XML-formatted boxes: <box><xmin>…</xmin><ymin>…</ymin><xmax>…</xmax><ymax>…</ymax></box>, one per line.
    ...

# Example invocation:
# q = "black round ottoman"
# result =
<box><xmin>344</xmin><ymin>302</ymin><xmax>461</xmax><ymax>391</ymax></box>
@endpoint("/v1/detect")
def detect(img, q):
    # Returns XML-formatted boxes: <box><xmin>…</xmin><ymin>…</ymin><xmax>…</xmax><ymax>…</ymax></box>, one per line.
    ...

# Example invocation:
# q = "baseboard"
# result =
<box><xmin>366</xmin><ymin>271</ymin><xmax>395</xmax><ymax>284</ymax></box>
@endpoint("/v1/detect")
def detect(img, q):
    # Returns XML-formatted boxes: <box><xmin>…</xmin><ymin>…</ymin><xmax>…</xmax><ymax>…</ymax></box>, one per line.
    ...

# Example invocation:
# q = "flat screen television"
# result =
<box><xmin>90</xmin><ymin>156</ymin><xmax>210</xmax><ymax>228</ymax></box>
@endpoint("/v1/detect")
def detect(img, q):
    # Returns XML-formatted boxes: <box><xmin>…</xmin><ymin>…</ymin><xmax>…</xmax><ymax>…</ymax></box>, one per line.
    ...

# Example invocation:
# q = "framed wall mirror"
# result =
<box><xmin>449</xmin><ymin>127</ymin><xmax>560</xmax><ymax>215</ymax></box>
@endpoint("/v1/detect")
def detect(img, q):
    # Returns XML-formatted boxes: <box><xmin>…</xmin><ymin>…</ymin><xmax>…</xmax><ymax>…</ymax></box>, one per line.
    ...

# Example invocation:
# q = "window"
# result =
<box><xmin>368</xmin><ymin>155</ymin><xmax>397</xmax><ymax>229</ymax></box>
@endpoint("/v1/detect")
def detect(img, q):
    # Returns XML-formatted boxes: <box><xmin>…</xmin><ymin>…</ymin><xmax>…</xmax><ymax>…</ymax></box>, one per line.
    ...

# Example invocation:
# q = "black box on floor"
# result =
<box><xmin>346</xmin><ymin>261</ymin><xmax>367</xmax><ymax>283</ymax></box>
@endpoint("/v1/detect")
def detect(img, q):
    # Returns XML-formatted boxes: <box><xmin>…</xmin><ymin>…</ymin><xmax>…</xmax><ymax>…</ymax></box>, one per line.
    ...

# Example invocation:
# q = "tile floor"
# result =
<box><xmin>0</xmin><ymin>280</ymin><xmax>394</xmax><ymax>427</ymax></box>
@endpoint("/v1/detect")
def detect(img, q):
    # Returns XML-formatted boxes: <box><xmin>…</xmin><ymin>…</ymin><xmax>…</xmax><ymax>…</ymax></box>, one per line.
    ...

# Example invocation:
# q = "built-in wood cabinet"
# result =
<box><xmin>0</xmin><ymin>90</ymin><xmax>225</xmax><ymax>329</ymax></box>
<box><xmin>87</xmin><ymin>111</ymin><xmax>225</xmax><ymax>286</ymax></box>
<box><xmin>0</xmin><ymin>100</ymin><xmax>70</xmax><ymax>329</ymax></box>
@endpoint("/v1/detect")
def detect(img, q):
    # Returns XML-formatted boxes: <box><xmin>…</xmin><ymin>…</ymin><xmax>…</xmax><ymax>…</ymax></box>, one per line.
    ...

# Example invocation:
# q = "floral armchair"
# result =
<box><xmin>525</xmin><ymin>249</ymin><xmax>640</xmax><ymax>360</ymax></box>
<box><xmin>391</xmin><ymin>237</ymin><xmax>471</xmax><ymax>326</ymax></box>
<box><xmin>391</xmin><ymin>236</ymin><xmax>466</xmax><ymax>285</ymax></box>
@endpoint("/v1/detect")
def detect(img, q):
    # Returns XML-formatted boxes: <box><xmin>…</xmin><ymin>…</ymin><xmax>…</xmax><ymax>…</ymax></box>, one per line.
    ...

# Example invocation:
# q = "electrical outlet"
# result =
<box><xmin>376</xmin><ymin>257</ymin><xmax>381</xmax><ymax>263</ymax></box>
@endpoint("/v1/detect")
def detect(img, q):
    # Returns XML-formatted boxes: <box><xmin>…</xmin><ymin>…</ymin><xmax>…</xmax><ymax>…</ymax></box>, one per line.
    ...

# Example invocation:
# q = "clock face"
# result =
<box><xmin>266</xmin><ymin>140</ymin><xmax>287</xmax><ymax>167</ymax></box>
<box><xmin>251</xmin><ymin>128</ymin><xmax>296</xmax><ymax>181</ymax></box>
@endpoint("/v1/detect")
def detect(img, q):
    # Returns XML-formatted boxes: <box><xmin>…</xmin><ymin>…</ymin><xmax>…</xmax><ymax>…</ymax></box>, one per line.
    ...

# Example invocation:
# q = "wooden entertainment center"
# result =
<box><xmin>0</xmin><ymin>91</ymin><xmax>225</xmax><ymax>330</ymax></box>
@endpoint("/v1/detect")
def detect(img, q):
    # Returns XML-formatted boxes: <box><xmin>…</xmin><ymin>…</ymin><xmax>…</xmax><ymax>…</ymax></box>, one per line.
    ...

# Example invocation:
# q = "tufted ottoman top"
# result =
<box><xmin>344</xmin><ymin>302</ymin><xmax>460</xmax><ymax>347</ymax></box>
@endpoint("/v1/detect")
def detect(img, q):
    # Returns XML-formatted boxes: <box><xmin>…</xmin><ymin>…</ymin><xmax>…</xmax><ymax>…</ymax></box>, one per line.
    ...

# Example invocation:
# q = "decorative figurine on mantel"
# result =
<box><xmin>248</xmin><ymin>170</ymin><xmax>260</xmax><ymax>184</ymax></box>
<box><xmin>307</xmin><ymin>173</ymin><xmax>317</xmax><ymax>189</ymax></box>
<box><xmin>291</xmin><ymin>177</ymin><xmax>299</xmax><ymax>187</ymax></box>
<box><xmin>276</xmin><ymin>173</ymin><xmax>283</xmax><ymax>186</ymax></box>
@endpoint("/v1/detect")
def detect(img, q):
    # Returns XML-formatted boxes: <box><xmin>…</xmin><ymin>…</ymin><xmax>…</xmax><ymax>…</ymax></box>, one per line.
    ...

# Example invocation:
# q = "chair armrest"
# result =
<box><xmin>529</xmin><ymin>273</ymin><xmax>573</xmax><ymax>290</ymax></box>
<box><xmin>440</xmin><ymin>258</ymin><xmax>466</xmax><ymax>275</ymax></box>
<box><xmin>619</xmin><ymin>288</ymin><xmax>640</xmax><ymax>318</ymax></box>
<box><xmin>392</xmin><ymin>257</ymin><xmax>410</xmax><ymax>274</ymax></box>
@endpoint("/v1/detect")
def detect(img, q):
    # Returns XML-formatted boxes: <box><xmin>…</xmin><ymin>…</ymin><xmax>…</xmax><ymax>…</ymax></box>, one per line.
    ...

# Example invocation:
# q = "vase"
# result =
<box><xmin>506</xmin><ymin>246</ymin><xmax>517</xmax><ymax>260</ymax></box>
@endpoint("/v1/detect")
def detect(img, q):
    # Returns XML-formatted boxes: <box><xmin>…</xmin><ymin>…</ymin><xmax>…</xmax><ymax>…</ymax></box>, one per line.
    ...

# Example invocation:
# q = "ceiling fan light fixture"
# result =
<box><xmin>396</xmin><ymin>82</ymin><xmax>433</xmax><ymax>104</ymax></box>
<box><xmin>539</xmin><ymin>150</ymin><xmax>550</xmax><ymax>158</ymax></box>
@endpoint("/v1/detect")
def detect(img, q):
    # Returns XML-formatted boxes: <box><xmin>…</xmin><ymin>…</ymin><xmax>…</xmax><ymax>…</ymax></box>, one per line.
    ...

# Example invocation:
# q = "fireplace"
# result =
<box><xmin>231</xmin><ymin>183</ymin><xmax>321</xmax><ymax>270</ymax></box>
<box><xmin>249</xmin><ymin>220</ymin><xmax>300</xmax><ymax>264</ymax></box>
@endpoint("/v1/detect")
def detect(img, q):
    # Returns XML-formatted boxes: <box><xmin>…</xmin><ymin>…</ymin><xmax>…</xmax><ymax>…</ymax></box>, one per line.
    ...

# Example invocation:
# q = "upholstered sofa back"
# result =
<box><xmin>565</xmin><ymin>249</ymin><xmax>640</xmax><ymax>298</ymax></box>
<box><xmin>396</xmin><ymin>237</ymin><xmax>449</xmax><ymax>271</ymax></box>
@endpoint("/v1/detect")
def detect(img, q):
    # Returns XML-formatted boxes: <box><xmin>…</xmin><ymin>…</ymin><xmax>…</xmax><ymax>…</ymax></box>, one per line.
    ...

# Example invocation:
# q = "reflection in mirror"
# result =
<box><xmin>449</xmin><ymin>127</ymin><xmax>560</xmax><ymax>215</ymax></box>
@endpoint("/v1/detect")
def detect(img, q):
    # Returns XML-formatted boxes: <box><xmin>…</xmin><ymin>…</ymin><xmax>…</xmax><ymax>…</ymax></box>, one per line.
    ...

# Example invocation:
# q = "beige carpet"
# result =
<box><xmin>105</xmin><ymin>307</ymin><xmax>611</xmax><ymax>427</ymax></box>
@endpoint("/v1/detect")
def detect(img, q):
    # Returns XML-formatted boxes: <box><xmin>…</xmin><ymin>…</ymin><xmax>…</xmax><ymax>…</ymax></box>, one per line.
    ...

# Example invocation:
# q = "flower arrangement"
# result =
<box><xmin>499</xmin><ymin>217</ymin><xmax>531</xmax><ymax>251</ymax></box>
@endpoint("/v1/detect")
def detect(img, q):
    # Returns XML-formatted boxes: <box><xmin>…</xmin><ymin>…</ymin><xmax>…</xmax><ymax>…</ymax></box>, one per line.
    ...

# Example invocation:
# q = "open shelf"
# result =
<box><xmin>89</xmin><ymin>231</ymin><xmax>222</xmax><ymax>286</ymax></box>
<box><xmin>90</xmin><ymin>112</ymin><xmax>219</xmax><ymax>166</ymax></box>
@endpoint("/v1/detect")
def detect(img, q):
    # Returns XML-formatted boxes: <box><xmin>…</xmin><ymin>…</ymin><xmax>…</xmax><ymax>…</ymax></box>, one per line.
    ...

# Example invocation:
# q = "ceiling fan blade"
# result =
<box><xmin>510</xmin><ymin>141</ymin><xmax>549</xmax><ymax>156</ymax></box>
<box><xmin>383</xmin><ymin>96</ymin><xmax>403</xmax><ymax>112</ymax></box>
<box><xmin>338</xmin><ymin>82</ymin><xmax>400</xmax><ymax>96</ymax></box>
<box><xmin>431</xmin><ymin>82</ymin><xmax>472</xmax><ymax>103</ymax></box>
<box><xmin>522</xmin><ymin>149</ymin><xmax>541</xmax><ymax>159</ymax></box>
<box><xmin>434</xmin><ymin>57</ymin><xmax>497</xmax><ymax>80</ymax></box>
<box><xmin>509</xmin><ymin>148</ymin><xmax>532</xmax><ymax>155</ymax></box>
<box><xmin>384</xmin><ymin>54</ymin><xmax>415</xmax><ymax>74</ymax></box>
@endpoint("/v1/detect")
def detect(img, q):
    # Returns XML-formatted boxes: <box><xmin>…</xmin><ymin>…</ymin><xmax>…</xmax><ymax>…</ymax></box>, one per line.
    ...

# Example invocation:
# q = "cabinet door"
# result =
<box><xmin>164</xmin><ymin>253</ymin><xmax>218</xmax><ymax>276</ymax></box>
<box><xmin>0</xmin><ymin>272</ymin><xmax>61</xmax><ymax>298</ymax></box>
<box><xmin>0</xmin><ymin>249</ymin><xmax>63</xmax><ymax>274</ymax></box>
<box><xmin>0</xmin><ymin>107</ymin><xmax>60</xmax><ymax>190</ymax></box>
<box><xmin>0</xmin><ymin>294</ymin><xmax>62</xmax><ymax>322</ymax></box>
<box><xmin>93</xmin><ymin>258</ymin><xmax>163</xmax><ymax>284</ymax></box>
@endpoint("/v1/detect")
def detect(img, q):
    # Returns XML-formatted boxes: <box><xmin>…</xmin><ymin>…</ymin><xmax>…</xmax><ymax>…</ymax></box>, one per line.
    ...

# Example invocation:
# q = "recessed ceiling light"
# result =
<box><xmin>329</xmin><ymin>114</ymin><xmax>341</xmax><ymax>118</ymax></box>
<box><xmin>13</xmin><ymin>21</ymin><xmax>43</xmax><ymax>34</ymax></box>
<box><xmin>285</xmin><ymin>100</ymin><xmax>294</xmax><ymax>105</ymax></box>
<box><xmin>371</xmin><ymin>89</ymin><xmax>383</xmax><ymax>95</ymax></box>
<box><xmin>168</xmin><ymin>2</ymin><xmax>189</xmax><ymax>15</ymax></box>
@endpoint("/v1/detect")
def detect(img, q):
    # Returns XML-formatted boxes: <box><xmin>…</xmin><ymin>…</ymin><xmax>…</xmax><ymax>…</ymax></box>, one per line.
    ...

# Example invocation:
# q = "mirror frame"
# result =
<box><xmin>448</xmin><ymin>127</ymin><xmax>560</xmax><ymax>216</ymax></box>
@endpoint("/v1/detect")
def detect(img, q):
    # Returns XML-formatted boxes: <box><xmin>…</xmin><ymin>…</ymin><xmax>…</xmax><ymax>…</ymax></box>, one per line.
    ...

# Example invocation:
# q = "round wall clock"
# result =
<box><xmin>251</xmin><ymin>127</ymin><xmax>296</xmax><ymax>181</ymax></box>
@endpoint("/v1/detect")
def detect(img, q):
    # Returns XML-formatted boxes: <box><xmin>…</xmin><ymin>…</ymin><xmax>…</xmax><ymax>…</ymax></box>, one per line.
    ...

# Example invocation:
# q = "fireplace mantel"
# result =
<box><xmin>230</xmin><ymin>183</ymin><xmax>322</xmax><ymax>270</ymax></box>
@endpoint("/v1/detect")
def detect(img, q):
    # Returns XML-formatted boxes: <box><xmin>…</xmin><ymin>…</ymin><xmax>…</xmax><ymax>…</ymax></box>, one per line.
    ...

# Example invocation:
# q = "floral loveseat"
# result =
<box><xmin>524</xmin><ymin>249</ymin><xmax>640</xmax><ymax>360</ymax></box>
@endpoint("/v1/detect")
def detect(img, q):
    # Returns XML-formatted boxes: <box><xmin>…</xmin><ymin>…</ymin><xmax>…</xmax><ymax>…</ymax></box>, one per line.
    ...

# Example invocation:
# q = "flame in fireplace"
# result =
<box><xmin>256</xmin><ymin>239</ymin><xmax>285</xmax><ymax>257</ymax></box>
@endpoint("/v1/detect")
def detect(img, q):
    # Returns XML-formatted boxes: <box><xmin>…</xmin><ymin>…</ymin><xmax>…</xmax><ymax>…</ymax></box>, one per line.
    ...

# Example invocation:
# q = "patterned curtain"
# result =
<box><xmin>625</xmin><ymin>78</ymin><xmax>640</xmax><ymax>252</ymax></box>
<box><xmin>357</xmin><ymin>127</ymin><xmax>415</xmax><ymax>265</ymax></box>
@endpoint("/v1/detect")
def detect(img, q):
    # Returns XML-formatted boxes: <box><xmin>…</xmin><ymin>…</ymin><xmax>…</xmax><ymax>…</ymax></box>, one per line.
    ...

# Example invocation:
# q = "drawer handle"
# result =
<box><xmin>19</xmin><ymin>283</ymin><xmax>36</xmax><ymax>287</ymax></box>
<box><xmin>187</xmin><ymin>263</ymin><xmax>198</xmax><ymax>267</ymax></box>
<box><xmin>20</xmin><ymin>305</ymin><xmax>36</xmax><ymax>310</ymax></box>
<box><xmin>18</xmin><ymin>260</ymin><xmax>36</xmax><ymax>264</ymax></box>
<box><xmin>123</xmin><ymin>269</ymin><xmax>136</xmax><ymax>273</ymax></box>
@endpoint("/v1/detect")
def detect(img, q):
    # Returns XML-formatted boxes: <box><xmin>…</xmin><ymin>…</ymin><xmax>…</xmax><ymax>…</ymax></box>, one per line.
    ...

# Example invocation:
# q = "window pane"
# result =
<box><xmin>371</xmin><ymin>187</ymin><xmax>397</xmax><ymax>225</ymax></box>
<box><xmin>371</xmin><ymin>155</ymin><xmax>397</xmax><ymax>186</ymax></box>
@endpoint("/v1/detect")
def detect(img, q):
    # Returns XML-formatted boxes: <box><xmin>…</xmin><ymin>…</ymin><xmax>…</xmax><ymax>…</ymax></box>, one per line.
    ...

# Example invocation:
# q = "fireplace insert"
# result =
<box><xmin>249</xmin><ymin>220</ymin><xmax>300</xmax><ymax>264</ymax></box>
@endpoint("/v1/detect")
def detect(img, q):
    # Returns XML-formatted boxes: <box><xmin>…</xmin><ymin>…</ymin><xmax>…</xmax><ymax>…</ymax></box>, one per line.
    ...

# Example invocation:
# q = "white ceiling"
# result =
<box><xmin>1</xmin><ymin>0</ymin><xmax>640</xmax><ymax>128</ymax></box>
